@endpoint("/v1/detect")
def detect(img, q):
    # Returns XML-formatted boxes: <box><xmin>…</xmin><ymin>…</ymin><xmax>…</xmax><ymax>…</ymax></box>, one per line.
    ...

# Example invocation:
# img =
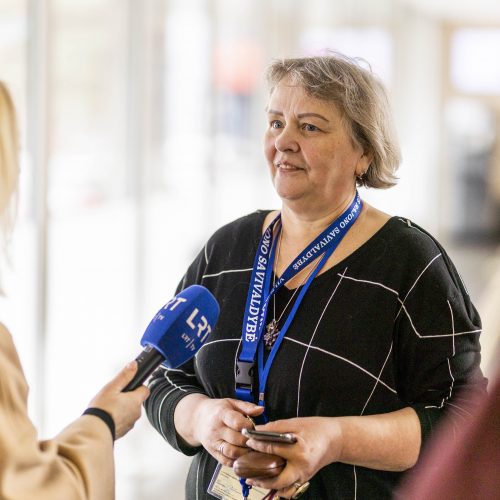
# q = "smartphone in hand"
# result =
<box><xmin>242</xmin><ymin>428</ymin><xmax>297</xmax><ymax>444</ymax></box>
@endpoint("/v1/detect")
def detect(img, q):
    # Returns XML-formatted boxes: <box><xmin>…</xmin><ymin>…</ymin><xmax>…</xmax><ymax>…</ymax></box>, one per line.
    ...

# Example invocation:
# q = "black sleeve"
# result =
<box><xmin>143</xmin><ymin>212</ymin><xmax>263</xmax><ymax>456</ymax></box>
<box><xmin>144</xmin><ymin>246</ymin><xmax>209</xmax><ymax>456</ymax></box>
<box><xmin>393</xmin><ymin>226</ymin><xmax>487</xmax><ymax>445</ymax></box>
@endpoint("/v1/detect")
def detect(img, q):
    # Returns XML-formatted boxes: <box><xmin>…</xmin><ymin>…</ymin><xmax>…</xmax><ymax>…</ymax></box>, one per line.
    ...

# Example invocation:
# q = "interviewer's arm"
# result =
<box><xmin>1</xmin><ymin>322</ymin><xmax>150</xmax><ymax>500</ymax></box>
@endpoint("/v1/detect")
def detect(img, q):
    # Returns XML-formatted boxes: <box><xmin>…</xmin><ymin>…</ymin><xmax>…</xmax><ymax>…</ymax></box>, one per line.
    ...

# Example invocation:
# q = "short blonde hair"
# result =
<box><xmin>266</xmin><ymin>53</ymin><xmax>401</xmax><ymax>189</ymax></box>
<box><xmin>0</xmin><ymin>82</ymin><xmax>19</xmax><ymax>218</ymax></box>
<box><xmin>0</xmin><ymin>82</ymin><xmax>19</xmax><ymax>291</ymax></box>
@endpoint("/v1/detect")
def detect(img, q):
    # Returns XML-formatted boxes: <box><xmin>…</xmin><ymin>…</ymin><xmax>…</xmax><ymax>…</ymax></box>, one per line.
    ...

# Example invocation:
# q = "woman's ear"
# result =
<box><xmin>356</xmin><ymin>149</ymin><xmax>373</xmax><ymax>176</ymax></box>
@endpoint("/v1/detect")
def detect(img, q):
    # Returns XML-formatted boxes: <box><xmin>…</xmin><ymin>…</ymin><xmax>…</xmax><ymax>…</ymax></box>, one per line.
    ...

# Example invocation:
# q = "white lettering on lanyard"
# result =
<box><xmin>245</xmin><ymin>229</ymin><xmax>272</xmax><ymax>341</ymax></box>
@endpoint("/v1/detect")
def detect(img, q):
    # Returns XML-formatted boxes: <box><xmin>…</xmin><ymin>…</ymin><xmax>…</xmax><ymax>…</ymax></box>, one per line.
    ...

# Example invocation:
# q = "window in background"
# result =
<box><xmin>445</xmin><ymin>27</ymin><xmax>500</xmax><ymax>242</ymax></box>
<box><xmin>13</xmin><ymin>2</ymin><xmax>500</xmax><ymax>500</ymax></box>
<box><xmin>142</xmin><ymin>0</ymin><xmax>278</xmax><ymax>322</ymax></box>
<box><xmin>45</xmin><ymin>0</ymin><xmax>136</xmax><ymax>434</ymax></box>
<box><xmin>445</xmin><ymin>98</ymin><xmax>498</xmax><ymax>240</ymax></box>
<box><xmin>214</xmin><ymin>40</ymin><xmax>263</xmax><ymax>139</ymax></box>
<box><xmin>141</xmin><ymin>0</ymin><xmax>214</xmax><ymax>317</ymax></box>
<box><xmin>300</xmin><ymin>27</ymin><xmax>394</xmax><ymax>87</ymax></box>
<box><xmin>38</xmin><ymin>2</ymin><xmax>193</xmax><ymax>497</ymax></box>
<box><xmin>450</xmin><ymin>28</ymin><xmax>500</xmax><ymax>94</ymax></box>
<box><xmin>209</xmin><ymin>0</ymin><xmax>279</xmax><ymax>224</ymax></box>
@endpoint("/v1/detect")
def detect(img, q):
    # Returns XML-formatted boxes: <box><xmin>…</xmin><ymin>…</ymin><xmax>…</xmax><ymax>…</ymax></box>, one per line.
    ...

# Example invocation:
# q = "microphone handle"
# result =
<box><xmin>123</xmin><ymin>345</ymin><xmax>165</xmax><ymax>392</ymax></box>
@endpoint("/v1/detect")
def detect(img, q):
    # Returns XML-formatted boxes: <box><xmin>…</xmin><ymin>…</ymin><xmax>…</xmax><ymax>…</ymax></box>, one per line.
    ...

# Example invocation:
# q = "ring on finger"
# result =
<box><xmin>292</xmin><ymin>481</ymin><xmax>310</xmax><ymax>499</ymax></box>
<box><xmin>218</xmin><ymin>441</ymin><xmax>225</xmax><ymax>455</ymax></box>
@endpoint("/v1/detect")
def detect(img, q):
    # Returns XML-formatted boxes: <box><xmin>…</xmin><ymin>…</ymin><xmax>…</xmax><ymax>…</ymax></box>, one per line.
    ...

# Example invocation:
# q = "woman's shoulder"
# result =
<box><xmin>182</xmin><ymin>211</ymin><xmax>274</xmax><ymax>284</ymax></box>
<box><xmin>384</xmin><ymin>217</ymin><xmax>445</xmax><ymax>257</ymax></box>
<box><xmin>378</xmin><ymin>216</ymin><xmax>469</xmax><ymax>291</ymax></box>
<box><xmin>348</xmin><ymin>205</ymin><xmax>444</xmax><ymax>267</ymax></box>
<box><xmin>199</xmin><ymin>210</ymin><xmax>274</xmax><ymax>270</ymax></box>
<box><xmin>208</xmin><ymin>210</ymin><xmax>273</xmax><ymax>246</ymax></box>
<box><xmin>342</xmin><ymin>212</ymin><xmax>453</xmax><ymax>277</ymax></box>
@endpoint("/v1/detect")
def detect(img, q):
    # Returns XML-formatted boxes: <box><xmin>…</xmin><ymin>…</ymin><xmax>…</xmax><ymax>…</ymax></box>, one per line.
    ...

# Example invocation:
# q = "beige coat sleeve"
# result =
<box><xmin>0</xmin><ymin>323</ymin><xmax>115</xmax><ymax>500</ymax></box>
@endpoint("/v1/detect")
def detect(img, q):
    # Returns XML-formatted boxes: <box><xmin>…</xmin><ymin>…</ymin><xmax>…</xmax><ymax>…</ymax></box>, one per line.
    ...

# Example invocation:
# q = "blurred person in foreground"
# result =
<box><xmin>145</xmin><ymin>53</ymin><xmax>487</xmax><ymax>499</ymax></box>
<box><xmin>396</xmin><ymin>369</ymin><xmax>499</xmax><ymax>500</ymax></box>
<box><xmin>0</xmin><ymin>81</ymin><xmax>149</xmax><ymax>499</ymax></box>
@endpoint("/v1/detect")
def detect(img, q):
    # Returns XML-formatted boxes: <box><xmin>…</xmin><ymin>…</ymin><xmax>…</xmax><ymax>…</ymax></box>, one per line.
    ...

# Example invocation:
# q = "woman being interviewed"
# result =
<box><xmin>145</xmin><ymin>53</ymin><xmax>485</xmax><ymax>499</ymax></box>
<box><xmin>0</xmin><ymin>83</ymin><xmax>150</xmax><ymax>499</ymax></box>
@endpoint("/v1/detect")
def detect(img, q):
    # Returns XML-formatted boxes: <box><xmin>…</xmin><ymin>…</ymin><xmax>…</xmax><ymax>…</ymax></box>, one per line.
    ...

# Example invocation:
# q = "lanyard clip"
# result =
<box><xmin>235</xmin><ymin>360</ymin><xmax>254</xmax><ymax>399</ymax></box>
<box><xmin>235</xmin><ymin>360</ymin><xmax>254</xmax><ymax>389</ymax></box>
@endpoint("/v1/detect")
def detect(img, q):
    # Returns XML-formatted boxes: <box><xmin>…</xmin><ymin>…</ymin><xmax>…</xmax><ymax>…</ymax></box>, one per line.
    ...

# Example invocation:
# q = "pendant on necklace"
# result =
<box><xmin>264</xmin><ymin>319</ymin><xmax>280</xmax><ymax>349</ymax></box>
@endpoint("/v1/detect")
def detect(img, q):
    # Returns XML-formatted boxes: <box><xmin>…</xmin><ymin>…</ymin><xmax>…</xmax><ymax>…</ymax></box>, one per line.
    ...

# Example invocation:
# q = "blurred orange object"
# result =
<box><xmin>214</xmin><ymin>41</ymin><xmax>262</xmax><ymax>95</ymax></box>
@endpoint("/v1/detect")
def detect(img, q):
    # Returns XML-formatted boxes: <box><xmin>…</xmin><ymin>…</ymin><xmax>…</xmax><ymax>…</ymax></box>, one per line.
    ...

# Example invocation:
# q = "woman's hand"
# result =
<box><xmin>177</xmin><ymin>395</ymin><xmax>265</xmax><ymax>467</ymax></box>
<box><xmin>245</xmin><ymin>409</ymin><xmax>422</xmax><ymax>498</ymax></box>
<box><xmin>243</xmin><ymin>417</ymin><xmax>341</xmax><ymax>498</ymax></box>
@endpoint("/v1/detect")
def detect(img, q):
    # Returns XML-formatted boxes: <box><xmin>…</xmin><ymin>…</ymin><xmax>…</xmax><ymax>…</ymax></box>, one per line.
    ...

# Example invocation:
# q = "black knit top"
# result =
<box><xmin>145</xmin><ymin>211</ymin><xmax>485</xmax><ymax>499</ymax></box>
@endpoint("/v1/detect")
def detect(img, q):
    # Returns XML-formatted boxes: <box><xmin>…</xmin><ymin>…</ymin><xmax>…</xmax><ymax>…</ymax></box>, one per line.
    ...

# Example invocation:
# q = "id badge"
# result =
<box><xmin>208</xmin><ymin>463</ymin><xmax>270</xmax><ymax>499</ymax></box>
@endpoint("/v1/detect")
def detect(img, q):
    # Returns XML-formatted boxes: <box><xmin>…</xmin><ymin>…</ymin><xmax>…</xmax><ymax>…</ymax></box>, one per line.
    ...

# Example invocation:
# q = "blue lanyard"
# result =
<box><xmin>235</xmin><ymin>192</ymin><xmax>362</xmax><ymax>404</ymax></box>
<box><xmin>256</xmin><ymin>244</ymin><xmax>335</xmax><ymax>409</ymax></box>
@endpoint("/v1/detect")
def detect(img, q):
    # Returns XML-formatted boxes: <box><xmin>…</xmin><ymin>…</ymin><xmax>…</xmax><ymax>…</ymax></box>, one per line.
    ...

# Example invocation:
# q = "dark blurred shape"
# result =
<box><xmin>446</xmin><ymin>99</ymin><xmax>500</xmax><ymax>243</ymax></box>
<box><xmin>396</xmin><ymin>373</ymin><xmax>500</xmax><ymax>500</ymax></box>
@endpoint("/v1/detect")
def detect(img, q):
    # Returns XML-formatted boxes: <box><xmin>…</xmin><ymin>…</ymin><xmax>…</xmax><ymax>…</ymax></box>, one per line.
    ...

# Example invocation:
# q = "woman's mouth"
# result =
<box><xmin>275</xmin><ymin>161</ymin><xmax>303</xmax><ymax>171</ymax></box>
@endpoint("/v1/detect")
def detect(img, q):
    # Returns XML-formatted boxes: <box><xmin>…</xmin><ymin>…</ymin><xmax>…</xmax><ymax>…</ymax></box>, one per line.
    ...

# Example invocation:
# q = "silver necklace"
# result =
<box><xmin>263</xmin><ymin>230</ymin><xmax>320</xmax><ymax>350</ymax></box>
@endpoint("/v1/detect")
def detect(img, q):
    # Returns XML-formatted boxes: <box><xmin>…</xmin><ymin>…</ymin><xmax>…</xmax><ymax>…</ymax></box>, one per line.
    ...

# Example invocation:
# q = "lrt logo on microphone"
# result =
<box><xmin>153</xmin><ymin>296</ymin><xmax>188</xmax><ymax>322</ymax></box>
<box><xmin>164</xmin><ymin>296</ymin><xmax>187</xmax><ymax>311</ymax></box>
<box><xmin>181</xmin><ymin>308</ymin><xmax>212</xmax><ymax>351</ymax></box>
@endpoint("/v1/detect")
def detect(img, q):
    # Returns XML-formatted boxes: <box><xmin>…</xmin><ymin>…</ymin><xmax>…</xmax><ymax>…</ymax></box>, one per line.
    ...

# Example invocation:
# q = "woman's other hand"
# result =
<box><xmin>244</xmin><ymin>409</ymin><xmax>421</xmax><ymax>497</ymax></box>
<box><xmin>88</xmin><ymin>361</ymin><xmax>150</xmax><ymax>439</ymax></box>
<box><xmin>244</xmin><ymin>417</ymin><xmax>341</xmax><ymax>498</ymax></box>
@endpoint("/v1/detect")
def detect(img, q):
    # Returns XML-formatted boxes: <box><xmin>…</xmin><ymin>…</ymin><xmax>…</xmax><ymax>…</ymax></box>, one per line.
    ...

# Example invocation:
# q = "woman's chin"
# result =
<box><xmin>273</xmin><ymin>179</ymin><xmax>307</xmax><ymax>200</ymax></box>
<box><xmin>274</xmin><ymin>185</ymin><xmax>301</xmax><ymax>200</ymax></box>
<box><xmin>274</xmin><ymin>190</ymin><xmax>309</xmax><ymax>206</ymax></box>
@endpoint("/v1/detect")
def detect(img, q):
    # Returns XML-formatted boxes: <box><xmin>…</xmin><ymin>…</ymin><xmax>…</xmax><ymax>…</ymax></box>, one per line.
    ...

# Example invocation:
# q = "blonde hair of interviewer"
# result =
<box><xmin>0</xmin><ymin>82</ymin><xmax>20</xmax><ymax>292</ymax></box>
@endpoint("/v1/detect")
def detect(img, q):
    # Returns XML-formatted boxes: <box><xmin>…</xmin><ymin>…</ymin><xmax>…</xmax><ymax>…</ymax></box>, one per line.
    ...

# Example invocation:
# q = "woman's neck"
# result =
<box><xmin>280</xmin><ymin>192</ymin><xmax>356</xmax><ymax>244</ymax></box>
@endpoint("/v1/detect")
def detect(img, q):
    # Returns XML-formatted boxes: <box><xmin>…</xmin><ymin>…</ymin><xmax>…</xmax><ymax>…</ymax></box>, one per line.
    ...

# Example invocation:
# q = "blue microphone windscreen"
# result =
<box><xmin>140</xmin><ymin>285</ymin><xmax>219</xmax><ymax>368</ymax></box>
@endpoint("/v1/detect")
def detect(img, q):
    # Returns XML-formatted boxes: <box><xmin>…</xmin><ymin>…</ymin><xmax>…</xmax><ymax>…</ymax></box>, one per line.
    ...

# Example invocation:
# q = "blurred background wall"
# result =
<box><xmin>1</xmin><ymin>0</ymin><xmax>499</xmax><ymax>498</ymax></box>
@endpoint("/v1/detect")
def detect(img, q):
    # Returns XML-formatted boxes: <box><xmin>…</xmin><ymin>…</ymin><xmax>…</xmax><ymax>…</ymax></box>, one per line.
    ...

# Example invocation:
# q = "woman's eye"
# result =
<box><xmin>302</xmin><ymin>123</ymin><xmax>319</xmax><ymax>132</ymax></box>
<box><xmin>270</xmin><ymin>120</ymin><xmax>283</xmax><ymax>129</ymax></box>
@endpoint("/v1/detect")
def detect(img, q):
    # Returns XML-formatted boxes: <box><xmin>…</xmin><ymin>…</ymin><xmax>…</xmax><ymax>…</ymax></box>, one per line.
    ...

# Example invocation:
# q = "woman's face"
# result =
<box><xmin>264</xmin><ymin>79</ymin><xmax>370</xmax><ymax>213</ymax></box>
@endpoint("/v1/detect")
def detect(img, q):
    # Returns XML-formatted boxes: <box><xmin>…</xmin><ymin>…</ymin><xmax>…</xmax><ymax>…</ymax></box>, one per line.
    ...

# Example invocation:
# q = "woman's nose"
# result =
<box><xmin>274</xmin><ymin>125</ymin><xmax>299</xmax><ymax>153</ymax></box>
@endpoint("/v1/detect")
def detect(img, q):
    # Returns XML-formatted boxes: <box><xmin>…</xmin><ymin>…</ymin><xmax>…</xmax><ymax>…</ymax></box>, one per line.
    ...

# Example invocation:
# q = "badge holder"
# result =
<box><xmin>208</xmin><ymin>464</ymin><xmax>270</xmax><ymax>499</ymax></box>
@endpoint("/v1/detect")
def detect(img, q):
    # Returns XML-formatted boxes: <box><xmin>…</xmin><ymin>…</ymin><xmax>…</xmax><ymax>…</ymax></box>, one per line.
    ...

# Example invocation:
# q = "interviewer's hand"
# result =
<box><xmin>88</xmin><ymin>361</ymin><xmax>150</xmax><ymax>439</ymax></box>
